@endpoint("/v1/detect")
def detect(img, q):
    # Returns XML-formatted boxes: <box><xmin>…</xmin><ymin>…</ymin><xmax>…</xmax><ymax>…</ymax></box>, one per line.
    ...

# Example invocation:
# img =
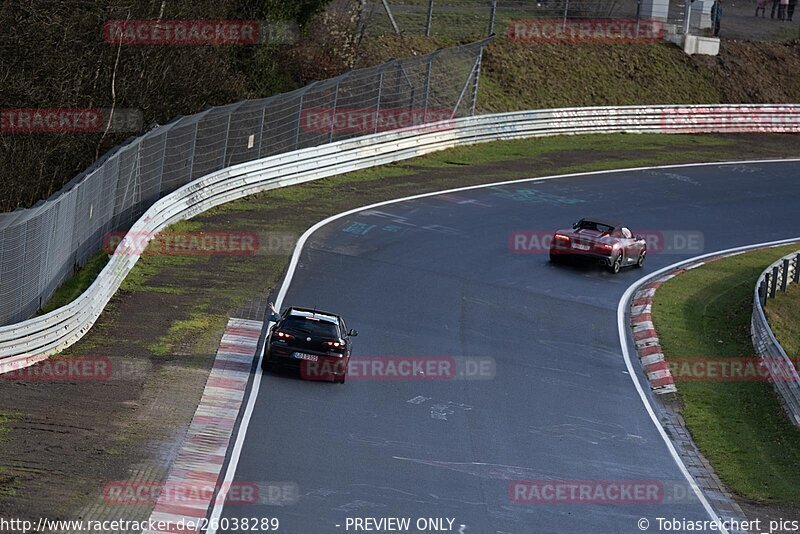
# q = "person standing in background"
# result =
<box><xmin>756</xmin><ymin>0</ymin><xmax>767</xmax><ymax>16</ymax></box>
<box><xmin>711</xmin><ymin>0</ymin><xmax>723</xmax><ymax>35</ymax></box>
<box><xmin>771</xmin><ymin>0</ymin><xmax>780</xmax><ymax>17</ymax></box>
<box><xmin>788</xmin><ymin>0</ymin><xmax>796</xmax><ymax>20</ymax></box>
<box><xmin>779</xmin><ymin>0</ymin><xmax>788</xmax><ymax>19</ymax></box>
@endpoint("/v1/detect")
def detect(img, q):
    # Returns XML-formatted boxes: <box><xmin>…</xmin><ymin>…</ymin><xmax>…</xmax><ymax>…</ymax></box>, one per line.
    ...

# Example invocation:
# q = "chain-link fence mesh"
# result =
<box><xmin>357</xmin><ymin>0</ymin><xmax>799</xmax><ymax>42</ymax></box>
<box><xmin>0</xmin><ymin>38</ymin><xmax>490</xmax><ymax>326</ymax></box>
<box><xmin>358</xmin><ymin>0</ymin><xmax>689</xmax><ymax>40</ymax></box>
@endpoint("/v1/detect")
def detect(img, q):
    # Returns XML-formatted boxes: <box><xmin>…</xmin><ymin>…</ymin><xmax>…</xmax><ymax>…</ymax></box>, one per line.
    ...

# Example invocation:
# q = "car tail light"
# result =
<box><xmin>325</xmin><ymin>340</ymin><xmax>345</xmax><ymax>349</ymax></box>
<box><xmin>275</xmin><ymin>331</ymin><xmax>295</xmax><ymax>340</ymax></box>
<box><xmin>596</xmin><ymin>243</ymin><xmax>613</xmax><ymax>252</ymax></box>
<box><xmin>554</xmin><ymin>233</ymin><xmax>570</xmax><ymax>243</ymax></box>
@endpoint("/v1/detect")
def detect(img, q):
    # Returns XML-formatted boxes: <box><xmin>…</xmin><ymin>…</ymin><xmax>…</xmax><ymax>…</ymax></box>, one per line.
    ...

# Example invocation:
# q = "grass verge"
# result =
<box><xmin>0</xmin><ymin>413</ymin><xmax>16</xmax><ymax>443</ymax></box>
<box><xmin>651</xmin><ymin>244</ymin><xmax>800</xmax><ymax>506</ymax></box>
<box><xmin>38</xmin><ymin>251</ymin><xmax>109</xmax><ymax>315</ymax></box>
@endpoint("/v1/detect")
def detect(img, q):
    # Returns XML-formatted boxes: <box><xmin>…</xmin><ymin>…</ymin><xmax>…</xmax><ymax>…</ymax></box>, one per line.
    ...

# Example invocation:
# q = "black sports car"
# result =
<box><xmin>262</xmin><ymin>306</ymin><xmax>358</xmax><ymax>383</ymax></box>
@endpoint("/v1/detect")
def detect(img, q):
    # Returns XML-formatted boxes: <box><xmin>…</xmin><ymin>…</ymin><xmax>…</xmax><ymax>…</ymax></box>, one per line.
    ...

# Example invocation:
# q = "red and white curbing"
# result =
<box><xmin>632</xmin><ymin>278</ymin><xmax>677</xmax><ymax>394</ymax></box>
<box><xmin>630</xmin><ymin>253</ymin><xmax>745</xmax><ymax>395</ymax></box>
<box><xmin>144</xmin><ymin>318</ymin><xmax>262</xmax><ymax>533</ymax></box>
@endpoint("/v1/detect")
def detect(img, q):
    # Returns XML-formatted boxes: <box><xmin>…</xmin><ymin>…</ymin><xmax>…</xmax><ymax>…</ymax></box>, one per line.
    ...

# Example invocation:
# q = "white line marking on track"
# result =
<box><xmin>206</xmin><ymin>158</ymin><xmax>800</xmax><ymax>533</ymax></box>
<box><xmin>617</xmin><ymin>237</ymin><xmax>800</xmax><ymax>534</ymax></box>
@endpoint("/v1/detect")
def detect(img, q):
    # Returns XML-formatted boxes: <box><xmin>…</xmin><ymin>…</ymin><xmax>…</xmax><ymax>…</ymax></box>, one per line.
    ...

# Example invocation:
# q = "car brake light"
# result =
<box><xmin>275</xmin><ymin>331</ymin><xmax>295</xmax><ymax>340</ymax></box>
<box><xmin>597</xmin><ymin>243</ymin><xmax>613</xmax><ymax>251</ymax></box>
<box><xmin>554</xmin><ymin>233</ymin><xmax>570</xmax><ymax>241</ymax></box>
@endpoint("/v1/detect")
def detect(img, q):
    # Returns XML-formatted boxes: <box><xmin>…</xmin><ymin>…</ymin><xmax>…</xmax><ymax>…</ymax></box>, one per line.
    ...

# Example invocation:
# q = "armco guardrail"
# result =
<box><xmin>0</xmin><ymin>38</ymin><xmax>490</xmax><ymax>327</ymax></box>
<box><xmin>2</xmin><ymin>104</ymin><xmax>800</xmax><ymax>374</ymax></box>
<box><xmin>752</xmin><ymin>249</ymin><xmax>800</xmax><ymax>427</ymax></box>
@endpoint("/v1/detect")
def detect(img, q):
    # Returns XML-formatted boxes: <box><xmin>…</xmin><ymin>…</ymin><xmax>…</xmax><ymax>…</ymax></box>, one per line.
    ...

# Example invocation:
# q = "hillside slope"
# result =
<box><xmin>3</xmin><ymin>22</ymin><xmax>799</xmax><ymax>211</ymax></box>
<box><xmin>358</xmin><ymin>36</ymin><xmax>800</xmax><ymax>112</ymax></box>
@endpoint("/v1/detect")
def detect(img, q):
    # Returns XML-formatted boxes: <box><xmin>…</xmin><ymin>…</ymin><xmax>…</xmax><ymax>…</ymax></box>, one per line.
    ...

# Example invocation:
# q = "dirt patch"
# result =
<box><xmin>2</xmin><ymin>133</ymin><xmax>800</xmax><ymax>525</ymax></box>
<box><xmin>691</xmin><ymin>41</ymin><xmax>800</xmax><ymax>104</ymax></box>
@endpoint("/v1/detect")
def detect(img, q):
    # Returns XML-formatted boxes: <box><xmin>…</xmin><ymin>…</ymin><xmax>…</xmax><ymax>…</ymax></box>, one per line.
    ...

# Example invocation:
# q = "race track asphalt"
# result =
<box><xmin>217</xmin><ymin>161</ymin><xmax>800</xmax><ymax>534</ymax></box>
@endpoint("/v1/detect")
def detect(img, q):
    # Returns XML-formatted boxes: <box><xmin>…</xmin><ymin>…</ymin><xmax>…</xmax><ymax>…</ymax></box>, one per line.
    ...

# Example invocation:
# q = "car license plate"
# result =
<box><xmin>293</xmin><ymin>352</ymin><xmax>318</xmax><ymax>362</ymax></box>
<box><xmin>571</xmin><ymin>243</ymin><xmax>590</xmax><ymax>251</ymax></box>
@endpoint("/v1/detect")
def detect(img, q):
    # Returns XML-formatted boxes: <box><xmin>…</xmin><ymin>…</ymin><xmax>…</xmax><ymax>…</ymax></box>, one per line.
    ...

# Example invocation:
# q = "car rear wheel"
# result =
<box><xmin>610</xmin><ymin>254</ymin><xmax>622</xmax><ymax>274</ymax></box>
<box><xmin>636</xmin><ymin>250</ymin><xmax>646</xmax><ymax>268</ymax></box>
<box><xmin>335</xmin><ymin>374</ymin><xmax>346</xmax><ymax>384</ymax></box>
<box><xmin>261</xmin><ymin>349</ymin><xmax>275</xmax><ymax>372</ymax></box>
<box><xmin>549</xmin><ymin>252</ymin><xmax>561</xmax><ymax>263</ymax></box>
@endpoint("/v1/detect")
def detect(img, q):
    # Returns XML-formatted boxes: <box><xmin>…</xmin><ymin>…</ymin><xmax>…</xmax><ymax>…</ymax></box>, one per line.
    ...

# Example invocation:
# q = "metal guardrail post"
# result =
<box><xmin>488</xmin><ymin>0</ymin><xmax>497</xmax><ymax>36</ymax></box>
<box><xmin>329</xmin><ymin>80</ymin><xmax>341</xmax><ymax>144</ymax></box>
<box><xmin>764</xmin><ymin>272</ymin><xmax>771</xmax><ymax>304</ymax></box>
<box><xmin>381</xmin><ymin>0</ymin><xmax>401</xmax><ymax>34</ymax></box>
<box><xmin>794</xmin><ymin>254</ymin><xmax>800</xmax><ymax>283</ymax></box>
<box><xmin>294</xmin><ymin>80</ymin><xmax>322</xmax><ymax>151</ymax></box>
<box><xmin>469</xmin><ymin>49</ymin><xmax>483</xmax><ymax>117</ymax></box>
<box><xmin>771</xmin><ymin>266</ymin><xmax>779</xmax><ymax>298</ymax></box>
<box><xmin>683</xmin><ymin>0</ymin><xmax>693</xmax><ymax>34</ymax></box>
<box><xmin>425</xmin><ymin>0</ymin><xmax>434</xmax><ymax>37</ymax></box>
<box><xmin>257</xmin><ymin>106</ymin><xmax>266</xmax><ymax>159</ymax></box>
<box><xmin>759</xmin><ymin>280</ymin><xmax>767</xmax><ymax>307</ymax></box>
<box><xmin>454</xmin><ymin>50</ymin><xmax>484</xmax><ymax>119</ymax></box>
<box><xmin>781</xmin><ymin>259</ymin><xmax>790</xmax><ymax>292</ymax></box>
<box><xmin>187</xmin><ymin>122</ymin><xmax>199</xmax><ymax>181</ymax></box>
<box><xmin>373</xmin><ymin>63</ymin><xmax>392</xmax><ymax>134</ymax></box>
<box><xmin>295</xmin><ymin>94</ymin><xmax>305</xmax><ymax>150</ymax></box>
<box><xmin>222</xmin><ymin>114</ymin><xmax>232</xmax><ymax>168</ymax></box>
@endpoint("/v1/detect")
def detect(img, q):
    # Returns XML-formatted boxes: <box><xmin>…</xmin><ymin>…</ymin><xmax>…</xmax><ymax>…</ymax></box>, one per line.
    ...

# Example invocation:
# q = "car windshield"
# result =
<box><xmin>576</xmin><ymin>220</ymin><xmax>613</xmax><ymax>233</ymax></box>
<box><xmin>282</xmin><ymin>316</ymin><xmax>340</xmax><ymax>338</ymax></box>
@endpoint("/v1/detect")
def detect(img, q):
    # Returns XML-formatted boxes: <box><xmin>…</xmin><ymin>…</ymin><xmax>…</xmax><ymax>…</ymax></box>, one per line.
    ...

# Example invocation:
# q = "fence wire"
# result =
<box><xmin>367</xmin><ymin>0</ymin><xmax>800</xmax><ymax>41</ymax></box>
<box><xmin>0</xmin><ymin>38</ymin><xmax>490</xmax><ymax>326</ymax></box>
<box><xmin>358</xmin><ymin>0</ymin><xmax>694</xmax><ymax>40</ymax></box>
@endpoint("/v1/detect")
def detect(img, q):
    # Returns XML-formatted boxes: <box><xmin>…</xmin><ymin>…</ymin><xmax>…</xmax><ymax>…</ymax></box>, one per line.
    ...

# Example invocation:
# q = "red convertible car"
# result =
<box><xmin>549</xmin><ymin>218</ymin><xmax>647</xmax><ymax>273</ymax></box>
